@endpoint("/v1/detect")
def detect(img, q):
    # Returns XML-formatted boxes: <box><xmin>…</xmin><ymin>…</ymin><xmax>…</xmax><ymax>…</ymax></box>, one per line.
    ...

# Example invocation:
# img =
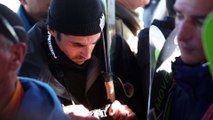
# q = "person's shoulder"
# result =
<box><xmin>113</xmin><ymin>33</ymin><xmax>125</xmax><ymax>41</ymax></box>
<box><xmin>27</xmin><ymin>20</ymin><xmax>48</xmax><ymax>48</ymax></box>
<box><xmin>17</xmin><ymin>77</ymin><xmax>70</xmax><ymax>120</ymax></box>
<box><xmin>138</xmin><ymin>27</ymin><xmax>149</xmax><ymax>40</ymax></box>
<box><xmin>28</xmin><ymin>20</ymin><xmax>47</xmax><ymax>34</ymax></box>
<box><xmin>152</xmin><ymin>17</ymin><xmax>175</xmax><ymax>34</ymax></box>
<box><xmin>18</xmin><ymin>76</ymin><xmax>57</xmax><ymax>99</ymax></box>
<box><xmin>19</xmin><ymin>76</ymin><xmax>52</xmax><ymax>89</ymax></box>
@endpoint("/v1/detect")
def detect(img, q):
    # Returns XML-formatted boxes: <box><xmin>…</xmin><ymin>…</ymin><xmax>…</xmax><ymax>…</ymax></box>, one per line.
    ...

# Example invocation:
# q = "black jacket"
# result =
<box><xmin>19</xmin><ymin>21</ymin><xmax>146</xmax><ymax>119</ymax></box>
<box><xmin>137</xmin><ymin>17</ymin><xmax>175</xmax><ymax>119</ymax></box>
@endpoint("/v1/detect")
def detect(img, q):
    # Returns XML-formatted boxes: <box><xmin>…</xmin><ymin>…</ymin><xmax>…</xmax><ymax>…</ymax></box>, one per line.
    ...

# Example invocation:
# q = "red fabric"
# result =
<box><xmin>202</xmin><ymin>103</ymin><xmax>213</xmax><ymax>120</ymax></box>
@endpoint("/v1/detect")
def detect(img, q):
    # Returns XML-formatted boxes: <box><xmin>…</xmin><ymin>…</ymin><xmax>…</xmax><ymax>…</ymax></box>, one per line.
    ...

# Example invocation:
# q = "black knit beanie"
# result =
<box><xmin>0</xmin><ymin>4</ymin><xmax>28</xmax><ymax>43</ymax></box>
<box><xmin>47</xmin><ymin>0</ymin><xmax>105</xmax><ymax>36</ymax></box>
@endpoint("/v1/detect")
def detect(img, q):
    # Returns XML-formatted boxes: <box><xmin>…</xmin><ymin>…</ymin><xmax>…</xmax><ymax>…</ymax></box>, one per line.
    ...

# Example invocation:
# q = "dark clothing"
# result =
<box><xmin>137</xmin><ymin>17</ymin><xmax>175</xmax><ymax>111</ymax></box>
<box><xmin>172</xmin><ymin>57</ymin><xmax>213</xmax><ymax>120</ymax></box>
<box><xmin>202</xmin><ymin>103</ymin><xmax>213</xmax><ymax>120</ymax></box>
<box><xmin>19</xmin><ymin>21</ymin><xmax>145</xmax><ymax>119</ymax></box>
<box><xmin>17</xmin><ymin>5</ymin><xmax>36</xmax><ymax>31</ymax></box>
<box><xmin>145</xmin><ymin>56</ymin><xmax>213</xmax><ymax>120</ymax></box>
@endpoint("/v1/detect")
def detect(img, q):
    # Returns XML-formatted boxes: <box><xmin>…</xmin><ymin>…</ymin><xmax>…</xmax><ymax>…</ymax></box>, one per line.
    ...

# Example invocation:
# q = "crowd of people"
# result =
<box><xmin>0</xmin><ymin>0</ymin><xmax>213</xmax><ymax>120</ymax></box>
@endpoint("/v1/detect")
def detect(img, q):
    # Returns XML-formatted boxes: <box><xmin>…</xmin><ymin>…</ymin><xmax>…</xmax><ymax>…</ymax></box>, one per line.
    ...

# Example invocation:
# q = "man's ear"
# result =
<box><xmin>19</xmin><ymin>0</ymin><xmax>27</xmax><ymax>5</ymax></box>
<box><xmin>9</xmin><ymin>43</ymin><xmax>27</xmax><ymax>71</ymax></box>
<box><xmin>47</xmin><ymin>26</ymin><xmax>57</xmax><ymax>37</ymax></box>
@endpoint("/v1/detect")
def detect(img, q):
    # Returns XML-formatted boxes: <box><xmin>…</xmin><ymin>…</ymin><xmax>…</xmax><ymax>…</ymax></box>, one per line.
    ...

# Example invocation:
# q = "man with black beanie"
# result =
<box><xmin>19</xmin><ymin>0</ymin><xmax>145</xmax><ymax>119</ymax></box>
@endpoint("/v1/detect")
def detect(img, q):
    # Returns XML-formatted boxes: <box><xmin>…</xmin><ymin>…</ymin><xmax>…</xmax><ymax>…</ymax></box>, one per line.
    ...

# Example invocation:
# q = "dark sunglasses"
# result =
<box><xmin>0</xmin><ymin>14</ymin><xmax>19</xmax><ymax>43</ymax></box>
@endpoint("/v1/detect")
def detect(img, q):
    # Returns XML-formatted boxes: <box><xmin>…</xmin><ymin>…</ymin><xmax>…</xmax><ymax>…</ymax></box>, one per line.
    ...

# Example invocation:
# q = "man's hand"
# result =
<box><xmin>108</xmin><ymin>100</ymin><xmax>137</xmax><ymax>120</ymax></box>
<box><xmin>63</xmin><ymin>104</ymin><xmax>99</xmax><ymax>120</ymax></box>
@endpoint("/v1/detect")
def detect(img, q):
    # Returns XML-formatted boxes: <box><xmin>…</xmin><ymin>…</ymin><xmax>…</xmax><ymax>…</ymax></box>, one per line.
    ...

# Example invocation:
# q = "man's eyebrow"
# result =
<box><xmin>69</xmin><ymin>35</ymin><xmax>101</xmax><ymax>46</ymax></box>
<box><xmin>72</xmin><ymin>42</ymin><xmax>85</xmax><ymax>46</ymax></box>
<box><xmin>71</xmin><ymin>40</ymin><xmax>99</xmax><ymax>46</ymax></box>
<box><xmin>192</xmin><ymin>15</ymin><xmax>206</xmax><ymax>20</ymax></box>
<box><xmin>174</xmin><ymin>8</ymin><xmax>206</xmax><ymax>20</ymax></box>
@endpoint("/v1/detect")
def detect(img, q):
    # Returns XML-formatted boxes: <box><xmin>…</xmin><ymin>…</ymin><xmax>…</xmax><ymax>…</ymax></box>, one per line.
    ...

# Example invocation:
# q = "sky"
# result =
<box><xmin>0</xmin><ymin>0</ymin><xmax>20</xmax><ymax>12</ymax></box>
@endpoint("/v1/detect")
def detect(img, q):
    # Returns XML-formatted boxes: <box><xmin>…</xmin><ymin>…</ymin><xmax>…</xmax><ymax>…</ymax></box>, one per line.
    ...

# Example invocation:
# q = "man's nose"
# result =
<box><xmin>81</xmin><ymin>45</ymin><xmax>93</xmax><ymax>60</ymax></box>
<box><xmin>177</xmin><ymin>20</ymin><xmax>193</xmax><ymax>42</ymax></box>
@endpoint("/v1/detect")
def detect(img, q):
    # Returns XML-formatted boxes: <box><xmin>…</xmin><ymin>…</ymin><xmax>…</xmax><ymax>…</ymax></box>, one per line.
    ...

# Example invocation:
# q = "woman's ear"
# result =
<box><xmin>9</xmin><ymin>43</ymin><xmax>27</xmax><ymax>71</ymax></box>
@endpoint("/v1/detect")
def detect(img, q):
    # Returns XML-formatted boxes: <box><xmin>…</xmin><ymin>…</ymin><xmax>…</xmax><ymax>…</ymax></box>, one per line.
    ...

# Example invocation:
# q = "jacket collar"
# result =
<box><xmin>172</xmin><ymin>57</ymin><xmax>213</xmax><ymax>98</ymax></box>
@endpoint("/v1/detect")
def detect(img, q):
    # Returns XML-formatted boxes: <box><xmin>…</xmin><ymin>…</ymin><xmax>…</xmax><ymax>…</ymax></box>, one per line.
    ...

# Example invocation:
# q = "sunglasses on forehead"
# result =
<box><xmin>0</xmin><ymin>14</ymin><xmax>19</xmax><ymax>43</ymax></box>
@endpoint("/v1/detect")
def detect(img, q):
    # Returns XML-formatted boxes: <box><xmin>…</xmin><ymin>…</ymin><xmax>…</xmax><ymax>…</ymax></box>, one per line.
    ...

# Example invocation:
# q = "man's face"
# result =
<box><xmin>56</xmin><ymin>33</ymin><xmax>101</xmax><ymax>65</ymax></box>
<box><xmin>174</xmin><ymin>0</ymin><xmax>213</xmax><ymax>64</ymax></box>
<box><xmin>0</xmin><ymin>34</ymin><xmax>13</xmax><ymax>82</ymax></box>
<box><xmin>24</xmin><ymin>0</ymin><xmax>51</xmax><ymax>21</ymax></box>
